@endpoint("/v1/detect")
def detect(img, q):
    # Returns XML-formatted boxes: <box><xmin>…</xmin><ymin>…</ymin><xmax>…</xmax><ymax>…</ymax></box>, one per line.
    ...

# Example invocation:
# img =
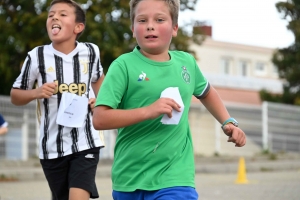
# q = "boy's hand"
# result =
<box><xmin>222</xmin><ymin>124</ymin><xmax>246</xmax><ymax>147</ymax></box>
<box><xmin>146</xmin><ymin>98</ymin><xmax>181</xmax><ymax>119</ymax></box>
<box><xmin>36</xmin><ymin>82</ymin><xmax>57</xmax><ymax>99</ymax></box>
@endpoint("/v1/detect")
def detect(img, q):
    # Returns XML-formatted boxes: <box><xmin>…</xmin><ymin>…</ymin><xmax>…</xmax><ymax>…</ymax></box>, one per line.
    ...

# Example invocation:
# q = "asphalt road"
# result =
<box><xmin>0</xmin><ymin>170</ymin><xmax>299</xmax><ymax>200</ymax></box>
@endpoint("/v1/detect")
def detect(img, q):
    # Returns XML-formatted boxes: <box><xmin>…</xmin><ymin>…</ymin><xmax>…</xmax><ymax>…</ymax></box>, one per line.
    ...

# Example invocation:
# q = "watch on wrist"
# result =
<box><xmin>221</xmin><ymin>117</ymin><xmax>238</xmax><ymax>129</ymax></box>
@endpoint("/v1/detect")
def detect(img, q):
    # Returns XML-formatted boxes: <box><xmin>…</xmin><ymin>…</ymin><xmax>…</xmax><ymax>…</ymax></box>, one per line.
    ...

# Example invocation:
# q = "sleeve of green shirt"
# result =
<box><xmin>192</xmin><ymin>55</ymin><xmax>210</xmax><ymax>98</ymax></box>
<box><xmin>95</xmin><ymin>59</ymin><xmax>128</xmax><ymax>109</ymax></box>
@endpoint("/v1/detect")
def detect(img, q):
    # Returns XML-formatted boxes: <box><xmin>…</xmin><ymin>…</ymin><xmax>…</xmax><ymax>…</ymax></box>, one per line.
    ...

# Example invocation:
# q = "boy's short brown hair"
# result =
<box><xmin>129</xmin><ymin>0</ymin><xmax>180</xmax><ymax>27</ymax></box>
<box><xmin>50</xmin><ymin>0</ymin><xmax>86</xmax><ymax>39</ymax></box>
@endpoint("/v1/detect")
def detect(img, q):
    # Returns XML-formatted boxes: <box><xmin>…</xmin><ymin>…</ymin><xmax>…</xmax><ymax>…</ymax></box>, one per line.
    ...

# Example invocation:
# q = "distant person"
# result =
<box><xmin>10</xmin><ymin>0</ymin><xmax>105</xmax><ymax>199</ymax></box>
<box><xmin>92</xmin><ymin>0</ymin><xmax>246</xmax><ymax>199</ymax></box>
<box><xmin>0</xmin><ymin>113</ymin><xmax>8</xmax><ymax>135</ymax></box>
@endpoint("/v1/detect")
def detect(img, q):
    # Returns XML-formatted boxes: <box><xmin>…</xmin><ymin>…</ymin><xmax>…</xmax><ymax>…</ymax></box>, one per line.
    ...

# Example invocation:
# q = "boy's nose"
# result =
<box><xmin>147</xmin><ymin>27</ymin><xmax>154</xmax><ymax>31</ymax></box>
<box><xmin>52</xmin><ymin>15</ymin><xmax>58</xmax><ymax>21</ymax></box>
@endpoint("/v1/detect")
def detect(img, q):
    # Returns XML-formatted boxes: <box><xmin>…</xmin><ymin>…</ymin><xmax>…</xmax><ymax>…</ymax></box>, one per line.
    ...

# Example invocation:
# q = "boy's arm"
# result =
<box><xmin>91</xmin><ymin>74</ymin><xmax>105</xmax><ymax>97</ymax></box>
<box><xmin>89</xmin><ymin>74</ymin><xmax>105</xmax><ymax>112</ymax></box>
<box><xmin>10</xmin><ymin>82</ymin><xmax>57</xmax><ymax>106</ymax></box>
<box><xmin>93</xmin><ymin>98</ymin><xmax>181</xmax><ymax>130</ymax></box>
<box><xmin>199</xmin><ymin>86</ymin><xmax>230</xmax><ymax>124</ymax></box>
<box><xmin>200</xmin><ymin>86</ymin><xmax>246</xmax><ymax>147</ymax></box>
<box><xmin>11</xmin><ymin>88</ymin><xmax>39</xmax><ymax>106</ymax></box>
<box><xmin>93</xmin><ymin>105</ymin><xmax>149</xmax><ymax>130</ymax></box>
<box><xmin>0</xmin><ymin>127</ymin><xmax>8</xmax><ymax>135</ymax></box>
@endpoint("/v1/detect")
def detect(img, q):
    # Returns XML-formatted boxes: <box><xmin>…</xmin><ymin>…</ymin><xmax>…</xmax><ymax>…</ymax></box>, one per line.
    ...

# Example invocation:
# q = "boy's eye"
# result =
<box><xmin>138</xmin><ymin>19</ymin><xmax>146</xmax><ymax>23</ymax></box>
<box><xmin>157</xmin><ymin>18</ymin><xmax>164</xmax><ymax>22</ymax></box>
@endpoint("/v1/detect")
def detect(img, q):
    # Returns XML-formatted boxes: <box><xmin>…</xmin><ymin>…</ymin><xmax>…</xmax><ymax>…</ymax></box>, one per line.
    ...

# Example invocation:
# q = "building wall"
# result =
<box><xmin>191</xmin><ymin>37</ymin><xmax>278</xmax><ymax>79</ymax></box>
<box><xmin>190</xmin><ymin>36</ymin><xmax>283</xmax><ymax>105</ymax></box>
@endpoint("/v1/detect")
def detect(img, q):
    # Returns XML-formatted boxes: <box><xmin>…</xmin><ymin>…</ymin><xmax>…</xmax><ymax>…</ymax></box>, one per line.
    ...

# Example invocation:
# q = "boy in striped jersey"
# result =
<box><xmin>11</xmin><ymin>0</ymin><xmax>104</xmax><ymax>199</ymax></box>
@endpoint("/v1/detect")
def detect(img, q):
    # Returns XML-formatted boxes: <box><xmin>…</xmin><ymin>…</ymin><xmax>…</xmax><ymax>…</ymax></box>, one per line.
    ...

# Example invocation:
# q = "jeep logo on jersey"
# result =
<box><xmin>53</xmin><ymin>80</ymin><xmax>86</xmax><ymax>96</ymax></box>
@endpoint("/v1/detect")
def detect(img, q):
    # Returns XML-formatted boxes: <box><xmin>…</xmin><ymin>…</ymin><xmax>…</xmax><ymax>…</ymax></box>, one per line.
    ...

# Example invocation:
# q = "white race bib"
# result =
<box><xmin>56</xmin><ymin>92</ymin><xmax>88</xmax><ymax>128</ymax></box>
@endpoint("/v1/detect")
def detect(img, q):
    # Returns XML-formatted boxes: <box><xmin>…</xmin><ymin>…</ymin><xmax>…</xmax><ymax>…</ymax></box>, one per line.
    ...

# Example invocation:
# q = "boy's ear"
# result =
<box><xmin>131</xmin><ymin>25</ymin><xmax>136</xmax><ymax>38</ymax></box>
<box><xmin>172</xmin><ymin>24</ymin><xmax>179</xmax><ymax>37</ymax></box>
<box><xmin>74</xmin><ymin>23</ymin><xmax>85</xmax><ymax>34</ymax></box>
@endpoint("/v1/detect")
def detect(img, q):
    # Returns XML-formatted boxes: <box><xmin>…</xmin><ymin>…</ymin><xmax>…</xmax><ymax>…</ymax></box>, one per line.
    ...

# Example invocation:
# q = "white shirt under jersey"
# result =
<box><xmin>13</xmin><ymin>42</ymin><xmax>104</xmax><ymax>159</ymax></box>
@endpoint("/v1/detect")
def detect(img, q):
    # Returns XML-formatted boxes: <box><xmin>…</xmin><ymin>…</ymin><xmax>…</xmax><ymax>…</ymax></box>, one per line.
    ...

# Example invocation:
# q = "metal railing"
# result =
<box><xmin>1</xmin><ymin>94</ymin><xmax>300</xmax><ymax>161</ymax></box>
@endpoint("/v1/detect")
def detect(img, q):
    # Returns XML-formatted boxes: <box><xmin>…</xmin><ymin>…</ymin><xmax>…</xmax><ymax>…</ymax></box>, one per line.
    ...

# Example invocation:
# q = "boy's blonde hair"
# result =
<box><xmin>129</xmin><ymin>0</ymin><xmax>180</xmax><ymax>27</ymax></box>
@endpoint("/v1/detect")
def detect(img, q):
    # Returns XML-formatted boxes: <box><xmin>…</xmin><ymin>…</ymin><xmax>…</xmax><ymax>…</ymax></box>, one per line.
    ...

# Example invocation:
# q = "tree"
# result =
<box><xmin>0</xmin><ymin>0</ymin><xmax>201</xmax><ymax>95</ymax></box>
<box><xmin>0</xmin><ymin>0</ymin><xmax>50</xmax><ymax>95</ymax></box>
<box><xmin>261</xmin><ymin>0</ymin><xmax>300</xmax><ymax>105</ymax></box>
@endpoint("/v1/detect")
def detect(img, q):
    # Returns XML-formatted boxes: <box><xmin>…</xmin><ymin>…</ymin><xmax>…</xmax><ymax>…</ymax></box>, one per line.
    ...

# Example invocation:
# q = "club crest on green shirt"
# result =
<box><xmin>181</xmin><ymin>66</ymin><xmax>190</xmax><ymax>84</ymax></box>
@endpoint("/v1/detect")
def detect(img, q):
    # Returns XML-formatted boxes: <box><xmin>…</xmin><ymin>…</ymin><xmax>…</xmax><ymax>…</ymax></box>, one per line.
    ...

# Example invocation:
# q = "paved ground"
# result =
<box><xmin>0</xmin><ymin>170</ymin><xmax>299</xmax><ymax>200</ymax></box>
<box><xmin>1</xmin><ymin>154</ymin><xmax>300</xmax><ymax>200</ymax></box>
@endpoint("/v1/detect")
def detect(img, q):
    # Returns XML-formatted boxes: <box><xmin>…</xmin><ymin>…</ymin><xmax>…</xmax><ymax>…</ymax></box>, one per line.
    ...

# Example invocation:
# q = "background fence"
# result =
<box><xmin>0</xmin><ymin>96</ymin><xmax>37</xmax><ymax>160</ymax></box>
<box><xmin>0</xmin><ymin>94</ymin><xmax>299</xmax><ymax>161</ymax></box>
<box><xmin>215</xmin><ymin>102</ymin><xmax>300</xmax><ymax>154</ymax></box>
<box><xmin>262</xmin><ymin>101</ymin><xmax>300</xmax><ymax>153</ymax></box>
<box><xmin>0</xmin><ymin>95</ymin><xmax>116</xmax><ymax>160</ymax></box>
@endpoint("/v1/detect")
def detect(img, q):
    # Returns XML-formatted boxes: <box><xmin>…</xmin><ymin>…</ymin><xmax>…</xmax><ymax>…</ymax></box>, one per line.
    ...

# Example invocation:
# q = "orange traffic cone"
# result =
<box><xmin>235</xmin><ymin>157</ymin><xmax>249</xmax><ymax>184</ymax></box>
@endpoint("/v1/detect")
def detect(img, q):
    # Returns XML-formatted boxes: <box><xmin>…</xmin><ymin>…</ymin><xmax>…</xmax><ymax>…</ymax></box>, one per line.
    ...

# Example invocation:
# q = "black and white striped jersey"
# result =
<box><xmin>12</xmin><ymin>42</ymin><xmax>105</xmax><ymax>159</ymax></box>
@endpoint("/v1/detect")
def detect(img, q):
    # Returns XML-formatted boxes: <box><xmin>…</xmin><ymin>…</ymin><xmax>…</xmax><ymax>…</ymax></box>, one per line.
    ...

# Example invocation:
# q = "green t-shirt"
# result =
<box><xmin>96</xmin><ymin>46</ymin><xmax>209</xmax><ymax>192</ymax></box>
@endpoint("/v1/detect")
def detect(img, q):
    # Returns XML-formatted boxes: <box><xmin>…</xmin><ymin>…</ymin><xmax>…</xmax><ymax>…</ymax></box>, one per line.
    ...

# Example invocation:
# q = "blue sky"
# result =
<box><xmin>179</xmin><ymin>0</ymin><xmax>294</xmax><ymax>49</ymax></box>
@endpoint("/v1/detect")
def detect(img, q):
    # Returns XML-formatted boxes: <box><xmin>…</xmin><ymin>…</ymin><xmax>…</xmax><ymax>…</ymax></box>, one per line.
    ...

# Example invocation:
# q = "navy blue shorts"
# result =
<box><xmin>40</xmin><ymin>147</ymin><xmax>100</xmax><ymax>200</ymax></box>
<box><xmin>112</xmin><ymin>186</ymin><xmax>198</xmax><ymax>200</ymax></box>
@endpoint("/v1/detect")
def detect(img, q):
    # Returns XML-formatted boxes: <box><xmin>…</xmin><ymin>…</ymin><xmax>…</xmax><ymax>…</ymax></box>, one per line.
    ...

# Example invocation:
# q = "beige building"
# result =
<box><xmin>191</xmin><ymin>31</ymin><xmax>283</xmax><ymax>105</ymax></box>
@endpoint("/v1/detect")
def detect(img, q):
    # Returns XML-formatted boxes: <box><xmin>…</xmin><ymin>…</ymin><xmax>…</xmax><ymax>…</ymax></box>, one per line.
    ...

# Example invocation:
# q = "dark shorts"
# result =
<box><xmin>112</xmin><ymin>186</ymin><xmax>198</xmax><ymax>200</ymax></box>
<box><xmin>40</xmin><ymin>147</ymin><xmax>100</xmax><ymax>200</ymax></box>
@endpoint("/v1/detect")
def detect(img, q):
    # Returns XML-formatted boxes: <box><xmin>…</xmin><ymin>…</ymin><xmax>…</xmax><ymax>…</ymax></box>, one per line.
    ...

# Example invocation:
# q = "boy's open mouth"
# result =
<box><xmin>145</xmin><ymin>35</ymin><xmax>158</xmax><ymax>39</ymax></box>
<box><xmin>52</xmin><ymin>25</ymin><xmax>61</xmax><ymax>35</ymax></box>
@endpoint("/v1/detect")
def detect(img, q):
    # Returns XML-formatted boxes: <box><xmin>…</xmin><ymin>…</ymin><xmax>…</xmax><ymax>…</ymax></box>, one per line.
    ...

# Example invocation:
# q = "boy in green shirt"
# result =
<box><xmin>93</xmin><ymin>0</ymin><xmax>246</xmax><ymax>199</ymax></box>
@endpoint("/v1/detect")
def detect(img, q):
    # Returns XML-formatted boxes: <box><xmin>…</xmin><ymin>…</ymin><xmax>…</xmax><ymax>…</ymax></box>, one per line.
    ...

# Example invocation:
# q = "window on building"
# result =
<box><xmin>220</xmin><ymin>58</ymin><xmax>230</xmax><ymax>75</ymax></box>
<box><xmin>255</xmin><ymin>62</ymin><xmax>266</xmax><ymax>76</ymax></box>
<box><xmin>238</xmin><ymin>61</ymin><xmax>248</xmax><ymax>76</ymax></box>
